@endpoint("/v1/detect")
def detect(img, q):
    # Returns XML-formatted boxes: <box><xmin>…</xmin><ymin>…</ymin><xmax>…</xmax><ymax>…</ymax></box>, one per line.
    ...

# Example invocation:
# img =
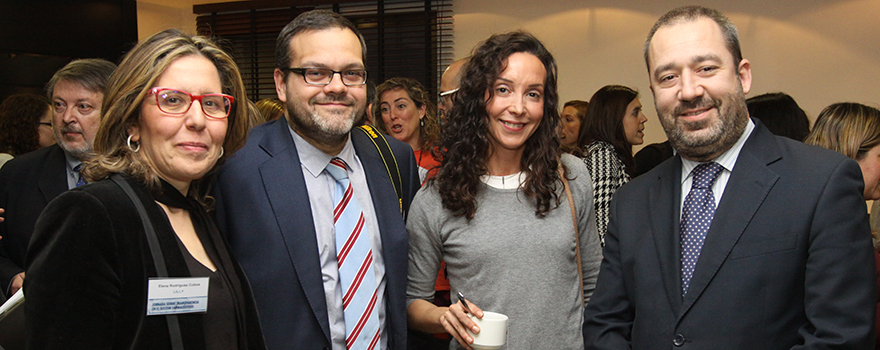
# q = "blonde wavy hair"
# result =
<box><xmin>83</xmin><ymin>29</ymin><xmax>252</xmax><ymax>204</ymax></box>
<box><xmin>805</xmin><ymin>102</ymin><xmax>880</xmax><ymax>161</ymax></box>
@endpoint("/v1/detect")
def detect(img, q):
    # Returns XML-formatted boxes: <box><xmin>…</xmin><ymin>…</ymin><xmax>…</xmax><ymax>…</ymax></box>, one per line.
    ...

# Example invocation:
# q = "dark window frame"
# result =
<box><xmin>194</xmin><ymin>0</ymin><xmax>454</xmax><ymax>102</ymax></box>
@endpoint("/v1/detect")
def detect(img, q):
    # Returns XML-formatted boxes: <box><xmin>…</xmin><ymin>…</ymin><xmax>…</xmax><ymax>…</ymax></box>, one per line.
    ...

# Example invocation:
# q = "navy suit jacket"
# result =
<box><xmin>213</xmin><ymin>119</ymin><xmax>420</xmax><ymax>350</ymax></box>
<box><xmin>584</xmin><ymin>121</ymin><xmax>877</xmax><ymax>349</ymax></box>
<box><xmin>0</xmin><ymin>144</ymin><xmax>68</xmax><ymax>296</ymax></box>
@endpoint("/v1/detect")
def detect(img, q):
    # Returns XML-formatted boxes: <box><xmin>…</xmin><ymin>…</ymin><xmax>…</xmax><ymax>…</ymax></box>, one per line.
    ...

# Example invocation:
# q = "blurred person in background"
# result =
<box><xmin>805</xmin><ymin>101</ymin><xmax>880</xmax><ymax>349</ymax></box>
<box><xmin>255</xmin><ymin>98</ymin><xmax>285</xmax><ymax>124</ymax></box>
<box><xmin>746</xmin><ymin>92</ymin><xmax>810</xmax><ymax>141</ymax></box>
<box><xmin>374</xmin><ymin>77</ymin><xmax>440</xmax><ymax>185</ymax></box>
<box><xmin>0</xmin><ymin>93</ymin><xmax>54</xmax><ymax>167</ymax></box>
<box><xmin>374</xmin><ymin>77</ymin><xmax>447</xmax><ymax>349</ymax></box>
<box><xmin>0</xmin><ymin>58</ymin><xmax>116</xmax><ymax>298</ymax></box>
<box><xmin>576</xmin><ymin>85</ymin><xmax>647</xmax><ymax>244</ymax></box>
<box><xmin>558</xmin><ymin>99</ymin><xmax>588</xmax><ymax>155</ymax></box>
<box><xmin>438</xmin><ymin>58</ymin><xmax>468</xmax><ymax>120</ymax></box>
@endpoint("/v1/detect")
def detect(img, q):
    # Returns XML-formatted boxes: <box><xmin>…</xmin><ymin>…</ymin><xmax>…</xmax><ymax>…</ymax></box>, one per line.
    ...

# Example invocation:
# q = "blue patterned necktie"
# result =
<box><xmin>73</xmin><ymin>164</ymin><xmax>86</xmax><ymax>187</ymax></box>
<box><xmin>325</xmin><ymin>157</ymin><xmax>381</xmax><ymax>350</ymax></box>
<box><xmin>680</xmin><ymin>162</ymin><xmax>723</xmax><ymax>296</ymax></box>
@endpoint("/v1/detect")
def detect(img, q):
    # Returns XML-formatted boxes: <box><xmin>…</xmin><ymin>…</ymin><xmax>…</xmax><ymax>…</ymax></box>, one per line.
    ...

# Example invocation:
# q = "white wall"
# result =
<box><xmin>136</xmin><ymin>0</ymin><xmax>200</xmax><ymax>39</ymax></box>
<box><xmin>452</xmin><ymin>0</ymin><xmax>880</xmax><ymax>151</ymax></box>
<box><xmin>134</xmin><ymin>0</ymin><xmax>880</xmax><ymax>150</ymax></box>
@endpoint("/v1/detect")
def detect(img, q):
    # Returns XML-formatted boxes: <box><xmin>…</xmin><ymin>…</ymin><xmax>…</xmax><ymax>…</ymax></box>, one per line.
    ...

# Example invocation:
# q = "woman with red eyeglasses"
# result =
<box><xmin>24</xmin><ymin>29</ymin><xmax>265</xmax><ymax>349</ymax></box>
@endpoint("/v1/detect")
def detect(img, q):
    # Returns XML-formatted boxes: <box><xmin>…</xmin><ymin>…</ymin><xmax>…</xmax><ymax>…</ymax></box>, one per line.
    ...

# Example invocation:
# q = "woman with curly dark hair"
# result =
<box><xmin>374</xmin><ymin>77</ymin><xmax>440</xmax><ymax>185</ymax></box>
<box><xmin>405</xmin><ymin>31</ymin><xmax>602</xmax><ymax>350</ymax></box>
<box><xmin>0</xmin><ymin>93</ymin><xmax>54</xmax><ymax>167</ymax></box>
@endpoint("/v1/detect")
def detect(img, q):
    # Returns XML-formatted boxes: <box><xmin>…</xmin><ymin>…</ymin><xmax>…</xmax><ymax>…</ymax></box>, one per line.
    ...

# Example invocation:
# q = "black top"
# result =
<box><xmin>156</xmin><ymin>180</ymin><xmax>241</xmax><ymax>349</ymax></box>
<box><xmin>24</xmin><ymin>174</ymin><xmax>266</xmax><ymax>349</ymax></box>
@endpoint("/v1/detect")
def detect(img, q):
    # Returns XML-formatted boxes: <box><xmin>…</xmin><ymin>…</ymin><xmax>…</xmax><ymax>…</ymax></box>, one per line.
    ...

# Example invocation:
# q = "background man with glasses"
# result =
<box><xmin>213</xmin><ymin>9</ymin><xmax>420</xmax><ymax>350</ymax></box>
<box><xmin>0</xmin><ymin>58</ymin><xmax>115</xmax><ymax>300</ymax></box>
<box><xmin>437</xmin><ymin>57</ymin><xmax>468</xmax><ymax>119</ymax></box>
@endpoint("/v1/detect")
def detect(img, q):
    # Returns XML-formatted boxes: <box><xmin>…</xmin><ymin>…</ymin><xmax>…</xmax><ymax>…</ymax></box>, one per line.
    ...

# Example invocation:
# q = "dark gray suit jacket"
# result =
<box><xmin>0</xmin><ymin>144</ymin><xmax>68</xmax><ymax>296</ymax></box>
<box><xmin>584</xmin><ymin>120</ymin><xmax>877</xmax><ymax>349</ymax></box>
<box><xmin>212</xmin><ymin>119</ymin><xmax>420</xmax><ymax>350</ymax></box>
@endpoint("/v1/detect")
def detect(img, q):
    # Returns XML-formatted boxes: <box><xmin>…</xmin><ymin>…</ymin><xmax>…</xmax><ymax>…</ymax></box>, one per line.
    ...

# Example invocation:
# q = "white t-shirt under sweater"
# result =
<box><xmin>406</xmin><ymin>154</ymin><xmax>603</xmax><ymax>350</ymax></box>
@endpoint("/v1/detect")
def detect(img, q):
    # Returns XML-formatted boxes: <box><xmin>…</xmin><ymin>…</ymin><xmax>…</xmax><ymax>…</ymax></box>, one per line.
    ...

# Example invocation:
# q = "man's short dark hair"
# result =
<box><xmin>45</xmin><ymin>58</ymin><xmax>117</xmax><ymax>99</ymax></box>
<box><xmin>275</xmin><ymin>9</ymin><xmax>367</xmax><ymax>79</ymax></box>
<box><xmin>643</xmin><ymin>6</ymin><xmax>742</xmax><ymax>69</ymax></box>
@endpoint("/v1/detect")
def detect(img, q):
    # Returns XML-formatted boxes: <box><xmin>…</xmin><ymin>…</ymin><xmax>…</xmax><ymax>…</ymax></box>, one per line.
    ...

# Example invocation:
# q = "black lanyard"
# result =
<box><xmin>111</xmin><ymin>174</ymin><xmax>185</xmax><ymax>350</ymax></box>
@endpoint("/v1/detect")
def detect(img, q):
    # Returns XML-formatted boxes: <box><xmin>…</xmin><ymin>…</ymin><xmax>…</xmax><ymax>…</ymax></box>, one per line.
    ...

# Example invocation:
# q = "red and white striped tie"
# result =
<box><xmin>326</xmin><ymin>158</ymin><xmax>381</xmax><ymax>350</ymax></box>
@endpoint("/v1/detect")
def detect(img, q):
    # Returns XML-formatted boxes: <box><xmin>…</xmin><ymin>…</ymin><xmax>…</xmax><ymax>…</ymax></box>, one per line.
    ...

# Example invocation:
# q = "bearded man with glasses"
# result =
<box><xmin>212</xmin><ymin>9</ymin><xmax>421</xmax><ymax>350</ymax></box>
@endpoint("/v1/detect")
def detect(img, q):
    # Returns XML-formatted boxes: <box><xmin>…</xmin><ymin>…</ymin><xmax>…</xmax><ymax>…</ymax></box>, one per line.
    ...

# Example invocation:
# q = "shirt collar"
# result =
<box><xmin>64</xmin><ymin>151</ymin><xmax>82</xmax><ymax>172</ymax></box>
<box><xmin>289</xmin><ymin>125</ymin><xmax>356</xmax><ymax>178</ymax></box>
<box><xmin>681</xmin><ymin>118</ymin><xmax>755</xmax><ymax>183</ymax></box>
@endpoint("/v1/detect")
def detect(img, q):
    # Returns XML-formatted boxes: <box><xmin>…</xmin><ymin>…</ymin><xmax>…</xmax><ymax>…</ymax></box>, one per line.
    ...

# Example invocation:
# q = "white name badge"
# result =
<box><xmin>146</xmin><ymin>277</ymin><xmax>210</xmax><ymax>316</ymax></box>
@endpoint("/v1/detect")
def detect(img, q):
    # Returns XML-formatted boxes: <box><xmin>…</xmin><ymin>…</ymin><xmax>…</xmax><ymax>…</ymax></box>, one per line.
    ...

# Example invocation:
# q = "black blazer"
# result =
<box><xmin>0</xmin><ymin>144</ymin><xmax>68</xmax><ymax>295</ymax></box>
<box><xmin>584</xmin><ymin>121</ymin><xmax>877</xmax><ymax>349</ymax></box>
<box><xmin>24</xmin><ymin>175</ymin><xmax>266</xmax><ymax>349</ymax></box>
<box><xmin>212</xmin><ymin>118</ymin><xmax>420</xmax><ymax>349</ymax></box>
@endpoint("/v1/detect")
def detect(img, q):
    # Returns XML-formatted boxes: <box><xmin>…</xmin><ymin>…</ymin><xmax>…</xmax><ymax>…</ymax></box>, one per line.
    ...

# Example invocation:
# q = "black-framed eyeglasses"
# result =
<box><xmin>438</xmin><ymin>88</ymin><xmax>459</xmax><ymax>105</ymax></box>
<box><xmin>149</xmin><ymin>87</ymin><xmax>235</xmax><ymax>119</ymax></box>
<box><xmin>38</xmin><ymin>122</ymin><xmax>52</xmax><ymax>127</ymax></box>
<box><xmin>284</xmin><ymin>68</ymin><xmax>368</xmax><ymax>86</ymax></box>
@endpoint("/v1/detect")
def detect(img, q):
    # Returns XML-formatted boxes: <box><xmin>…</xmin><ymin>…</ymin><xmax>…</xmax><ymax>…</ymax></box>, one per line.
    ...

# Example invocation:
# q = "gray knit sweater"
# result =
<box><xmin>406</xmin><ymin>154</ymin><xmax>602</xmax><ymax>350</ymax></box>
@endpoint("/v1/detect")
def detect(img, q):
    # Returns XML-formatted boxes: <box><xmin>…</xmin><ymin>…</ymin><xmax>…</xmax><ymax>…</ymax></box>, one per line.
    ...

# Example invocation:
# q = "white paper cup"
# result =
<box><xmin>466</xmin><ymin>311</ymin><xmax>508</xmax><ymax>350</ymax></box>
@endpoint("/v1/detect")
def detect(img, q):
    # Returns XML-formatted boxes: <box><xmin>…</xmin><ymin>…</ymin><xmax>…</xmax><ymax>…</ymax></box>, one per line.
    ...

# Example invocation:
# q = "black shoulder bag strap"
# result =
<box><xmin>356</xmin><ymin>124</ymin><xmax>403</xmax><ymax>213</ymax></box>
<box><xmin>111</xmin><ymin>174</ymin><xmax>185</xmax><ymax>350</ymax></box>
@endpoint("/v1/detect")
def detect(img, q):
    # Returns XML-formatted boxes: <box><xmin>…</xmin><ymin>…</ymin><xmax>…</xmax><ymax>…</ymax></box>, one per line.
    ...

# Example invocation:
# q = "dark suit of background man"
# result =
<box><xmin>0</xmin><ymin>58</ymin><xmax>116</xmax><ymax>298</ymax></box>
<box><xmin>584</xmin><ymin>6</ymin><xmax>876</xmax><ymax>349</ymax></box>
<box><xmin>213</xmin><ymin>10</ymin><xmax>419</xmax><ymax>350</ymax></box>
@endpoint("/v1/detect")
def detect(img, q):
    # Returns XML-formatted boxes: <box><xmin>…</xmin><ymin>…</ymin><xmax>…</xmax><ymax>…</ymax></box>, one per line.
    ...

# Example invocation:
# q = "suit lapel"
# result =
<box><xmin>258</xmin><ymin>120</ymin><xmax>332</xmax><ymax>341</ymax></box>
<box><xmin>678</xmin><ymin>123</ymin><xmax>781</xmax><ymax>318</ymax></box>
<box><xmin>650</xmin><ymin>156</ymin><xmax>684</xmax><ymax>313</ymax></box>
<box><xmin>38</xmin><ymin>145</ymin><xmax>70</xmax><ymax>204</ymax></box>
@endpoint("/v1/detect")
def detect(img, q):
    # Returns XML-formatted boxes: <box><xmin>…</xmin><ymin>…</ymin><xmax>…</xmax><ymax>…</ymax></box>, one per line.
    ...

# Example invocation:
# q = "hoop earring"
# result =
<box><xmin>219</xmin><ymin>147</ymin><xmax>224</xmax><ymax>159</ymax></box>
<box><xmin>126</xmin><ymin>134</ymin><xmax>140</xmax><ymax>153</ymax></box>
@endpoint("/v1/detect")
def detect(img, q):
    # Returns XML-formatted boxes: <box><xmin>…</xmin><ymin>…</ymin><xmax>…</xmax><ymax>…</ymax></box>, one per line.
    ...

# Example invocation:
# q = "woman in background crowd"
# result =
<box><xmin>24</xmin><ymin>29</ymin><xmax>265</xmax><ymax>349</ymax></box>
<box><xmin>374</xmin><ymin>77</ymin><xmax>441</xmax><ymax>185</ymax></box>
<box><xmin>375</xmin><ymin>78</ymin><xmax>450</xmax><ymax>349</ymax></box>
<box><xmin>405</xmin><ymin>31</ymin><xmax>601</xmax><ymax>350</ymax></box>
<box><xmin>558</xmin><ymin>99</ymin><xmax>588</xmax><ymax>155</ymax></box>
<box><xmin>805</xmin><ymin>102</ymin><xmax>880</xmax><ymax>349</ymax></box>
<box><xmin>0</xmin><ymin>93</ymin><xmax>54</xmax><ymax>167</ymax></box>
<box><xmin>254</xmin><ymin>98</ymin><xmax>284</xmax><ymax>124</ymax></box>
<box><xmin>576</xmin><ymin>85</ymin><xmax>647</xmax><ymax>244</ymax></box>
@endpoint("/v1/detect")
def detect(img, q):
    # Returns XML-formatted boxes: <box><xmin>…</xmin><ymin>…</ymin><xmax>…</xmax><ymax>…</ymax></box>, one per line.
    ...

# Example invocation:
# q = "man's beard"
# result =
<box><xmin>657</xmin><ymin>88</ymin><xmax>748</xmax><ymax>162</ymax></box>
<box><xmin>286</xmin><ymin>94</ymin><xmax>363</xmax><ymax>145</ymax></box>
<box><xmin>55</xmin><ymin>123</ymin><xmax>93</xmax><ymax>161</ymax></box>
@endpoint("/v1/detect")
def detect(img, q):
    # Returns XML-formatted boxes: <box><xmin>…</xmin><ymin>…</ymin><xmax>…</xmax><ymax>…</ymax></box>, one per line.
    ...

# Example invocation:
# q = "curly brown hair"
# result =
<box><xmin>431</xmin><ymin>31</ymin><xmax>562</xmax><ymax>220</ymax></box>
<box><xmin>373</xmin><ymin>77</ymin><xmax>439</xmax><ymax>152</ymax></box>
<box><xmin>0</xmin><ymin>93</ymin><xmax>50</xmax><ymax>156</ymax></box>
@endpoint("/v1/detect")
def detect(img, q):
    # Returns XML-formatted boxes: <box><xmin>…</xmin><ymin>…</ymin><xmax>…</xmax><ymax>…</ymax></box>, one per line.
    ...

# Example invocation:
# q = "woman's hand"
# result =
<box><xmin>440</xmin><ymin>298</ymin><xmax>484</xmax><ymax>350</ymax></box>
